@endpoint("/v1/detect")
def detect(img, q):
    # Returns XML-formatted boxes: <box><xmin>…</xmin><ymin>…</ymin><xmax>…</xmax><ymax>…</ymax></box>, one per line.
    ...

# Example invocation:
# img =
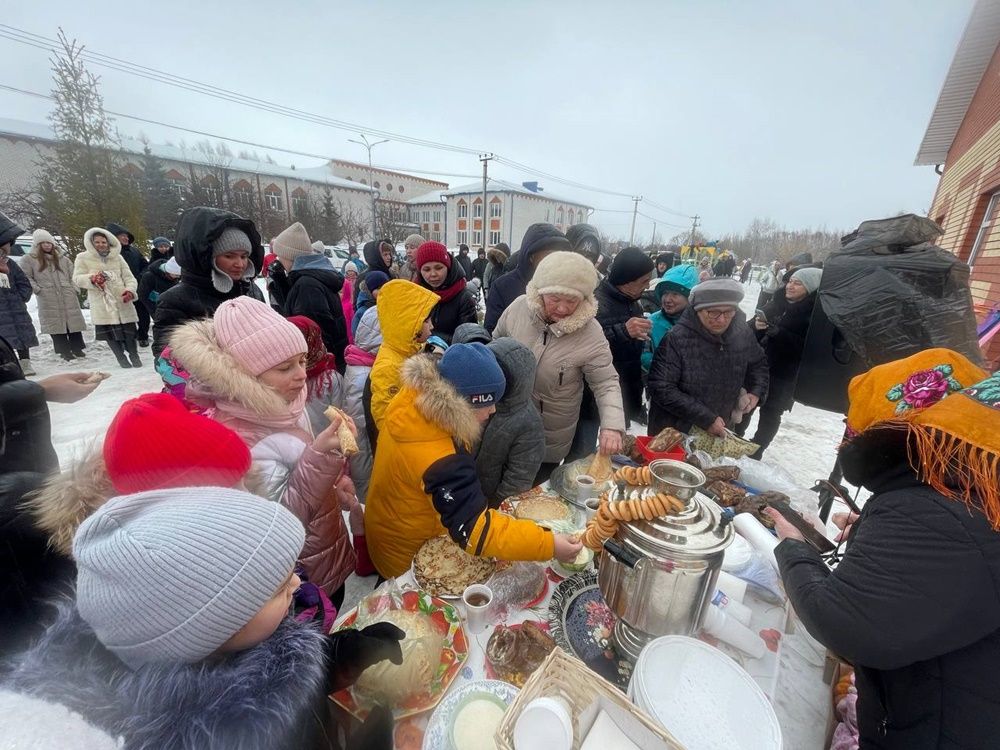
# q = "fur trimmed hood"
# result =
<box><xmin>524</xmin><ymin>287</ymin><xmax>597</xmax><ymax>336</ymax></box>
<box><xmin>81</xmin><ymin>227</ymin><xmax>122</xmax><ymax>259</ymax></box>
<box><xmin>398</xmin><ymin>353</ymin><xmax>482</xmax><ymax>449</ymax></box>
<box><xmin>26</xmin><ymin>449</ymin><xmax>269</xmax><ymax>558</ymax></box>
<box><xmin>524</xmin><ymin>250</ymin><xmax>598</xmax><ymax>335</ymax></box>
<box><xmin>4</xmin><ymin>599</ymin><xmax>328</xmax><ymax>750</ymax></box>
<box><xmin>487</xmin><ymin>247</ymin><xmax>507</xmax><ymax>266</ymax></box>
<box><xmin>168</xmin><ymin>319</ymin><xmax>290</xmax><ymax>417</ymax></box>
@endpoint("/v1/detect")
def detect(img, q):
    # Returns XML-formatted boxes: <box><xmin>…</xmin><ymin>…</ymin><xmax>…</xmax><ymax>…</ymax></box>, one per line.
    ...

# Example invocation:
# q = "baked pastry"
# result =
<box><xmin>648</xmin><ymin>427</ymin><xmax>684</xmax><ymax>452</ymax></box>
<box><xmin>83</xmin><ymin>371</ymin><xmax>111</xmax><ymax>384</ymax></box>
<box><xmin>587</xmin><ymin>452</ymin><xmax>614</xmax><ymax>482</ymax></box>
<box><xmin>513</xmin><ymin>496</ymin><xmax>572</xmax><ymax>523</ymax></box>
<box><xmin>413</xmin><ymin>535</ymin><xmax>495</xmax><ymax>597</ymax></box>
<box><xmin>486</xmin><ymin>621</ymin><xmax>555</xmax><ymax>687</ymax></box>
<box><xmin>323</xmin><ymin>406</ymin><xmax>359</xmax><ymax>456</ymax></box>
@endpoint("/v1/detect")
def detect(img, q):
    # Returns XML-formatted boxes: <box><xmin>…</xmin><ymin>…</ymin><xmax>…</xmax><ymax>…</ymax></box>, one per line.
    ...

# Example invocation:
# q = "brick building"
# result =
<box><xmin>915</xmin><ymin>0</ymin><xmax>1000</xmax><ymax>363</ymax></box>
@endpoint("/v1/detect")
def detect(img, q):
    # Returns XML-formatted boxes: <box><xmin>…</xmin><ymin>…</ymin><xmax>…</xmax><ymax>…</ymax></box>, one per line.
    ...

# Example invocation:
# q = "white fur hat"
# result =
<box><xmin>527</xmin><ymin>250</ymin><xmax>598</xmax><ymax>301</ymax></box>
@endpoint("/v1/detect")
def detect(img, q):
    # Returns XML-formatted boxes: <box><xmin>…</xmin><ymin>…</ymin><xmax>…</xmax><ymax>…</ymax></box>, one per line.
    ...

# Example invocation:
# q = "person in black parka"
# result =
<box><xmin>414</xmin><ymin>241</ymin><xmax>477</xmax><ymax>343</ymax></box>
<box><xmin>766</xmin><ymin>352</ymin><xmax>1000</xmax><ymax>750</ymax></box>
<box><xmin>647</xmin><ymin>278</ymin><xmax>768</xmax><ymax>437</ymax></box>
<box><xmin>354</xmin><ymin>239</ymin><xmax>397</xmax><ymax>309</ymax></box>
<box><xmin>107</xmin><ymin>223</ymin><xmax>150</xmax><ymax>346</ymax></box>
<box><xmin>151</xmin><ymin>207</ymin><xmax>264</xmax><ymax>358</ymax></box>
<box><xmin>484</xmin><ymin>223</ymin><xmax>571</xmax><ymax>333</ymax></box>
<box><xmin>595</xmin><ymin>247</ymin><xmax>654</xmax><ymax>427</ymax></box>
<box><xmin>455</xmin><ymin>243</ymin><xmax>474</xmax><ymax>280</ymax></box>
<box><xmin>734</xmin><ymin>267</ymin><xmax>819</xmax><ymax>458</ymax></box>
<box><xmin>137</xmin><ymin>256</ymin><xmax>180</xmax><ymax>319</ymax></box>
<box><xmin>285</xmin><ymin>253</ymin><xmax>348</xmax><ymax>372</ymax></box>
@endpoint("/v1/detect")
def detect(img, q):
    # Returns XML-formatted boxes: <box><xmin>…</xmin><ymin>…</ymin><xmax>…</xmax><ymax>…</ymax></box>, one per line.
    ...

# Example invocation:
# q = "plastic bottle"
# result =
<box><xmin>711</xmin><ymin>589</ymin><xmax>753</xmax><ymax>626</ymax></box>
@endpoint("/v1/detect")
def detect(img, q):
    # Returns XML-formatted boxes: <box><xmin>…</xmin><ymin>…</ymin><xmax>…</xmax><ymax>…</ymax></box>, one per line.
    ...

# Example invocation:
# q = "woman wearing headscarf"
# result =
<box><xmin>494</xmin><ymin>251</ymin><xmax>625</xmax><ymax>482</ymax></box>
<box><xmin>766</xmin><ymin>350</ymin><xmax>1000</xmax><ymax>750</ymax></box>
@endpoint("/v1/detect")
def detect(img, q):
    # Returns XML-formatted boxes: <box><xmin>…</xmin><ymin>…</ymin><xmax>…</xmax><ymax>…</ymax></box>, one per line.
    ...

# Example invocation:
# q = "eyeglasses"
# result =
<box><xmin>701</xmin><ymin>308</ymin><xmax>737</xmax><ymax>321</ymax></box>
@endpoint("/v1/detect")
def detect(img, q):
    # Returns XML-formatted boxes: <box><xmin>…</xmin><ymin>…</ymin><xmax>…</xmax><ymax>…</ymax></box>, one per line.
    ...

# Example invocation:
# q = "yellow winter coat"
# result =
<box><xmin>369</xmin><ymin>280</ymin><xmax>439</xmax><ymax>430</ymax></box>
<box><xmin>365</xmin><ymin>353</ymin><xmax>555</xmax><ymax>578</ymax></box>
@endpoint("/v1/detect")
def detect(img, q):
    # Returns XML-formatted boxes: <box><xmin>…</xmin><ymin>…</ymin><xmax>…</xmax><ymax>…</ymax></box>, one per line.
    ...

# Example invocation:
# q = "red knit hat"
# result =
<box><xmin>415</xmin><ymin>241</ymin><xmax>451</xmax><ymax>269</ymax></box>
<box><xmin>104</xmin><ymin>393</ymin><xmax>252</xmax><ymax>494</ymax></box>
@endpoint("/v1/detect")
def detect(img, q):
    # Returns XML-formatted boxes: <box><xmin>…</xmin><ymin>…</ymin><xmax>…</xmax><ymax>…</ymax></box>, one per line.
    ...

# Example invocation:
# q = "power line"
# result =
<box><xmin>0</xmin><ymin>83</ymin><xmax>480</xmax><ymax>183</ymax></box>
<box><xmin>0</xmin><ymin>22</ymin><xmax>697</xmax><ymax>214</ymax></box>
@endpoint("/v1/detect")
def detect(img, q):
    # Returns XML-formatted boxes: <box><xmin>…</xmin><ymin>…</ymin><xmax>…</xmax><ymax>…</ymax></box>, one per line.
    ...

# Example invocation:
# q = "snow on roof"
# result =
<box><xmin>406</xmin><ymin>188</ymin><xmax>448</xmax><ymax>205</ymax></box>
<box><xmin>914</xmin><ymin>0</ymin><xmax>1000</xmax><ymax>166</ymax></box>
<box><xmin>0</xmin><ymin>117</ymin><xmax>373</xmax><ymax>193</ymax></box>
<box><xmin>442</xmin><ymin>178</ymin><xmax>591</xmax><ymax>208</ymax></box>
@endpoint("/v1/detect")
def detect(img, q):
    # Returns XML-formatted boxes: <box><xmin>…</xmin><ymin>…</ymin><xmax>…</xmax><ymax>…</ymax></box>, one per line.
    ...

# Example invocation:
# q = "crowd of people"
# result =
<box><xmin>6</xmin><ymin>200</ymin><xmax>994</xmax><ymax>749</ymax></box>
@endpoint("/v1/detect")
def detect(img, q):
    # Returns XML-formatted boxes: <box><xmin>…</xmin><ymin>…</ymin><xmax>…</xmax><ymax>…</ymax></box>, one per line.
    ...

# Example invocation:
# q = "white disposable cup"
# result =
<box><xmin>703</xmin><ymin>604</ymin><xmax>766</xmax><ymax>659</ymax></box>
<box><xmin>733</xmin><ymin>513</ymin><xmax>780</xmax><ymax>573</ymax></box>
<box><xmin>462</xmin><ymin>583</ymin><xmax>494</xmax><ymax>635</ymax></box>
<box><xmin>584</xmin><ymin>496</ymin><xmax>601</xmax><ymax>523</ymax></box>
<box><xmin>575</xmin><ymin>474</ymin><xmax>596</xmax><ymax>504</ymax></box>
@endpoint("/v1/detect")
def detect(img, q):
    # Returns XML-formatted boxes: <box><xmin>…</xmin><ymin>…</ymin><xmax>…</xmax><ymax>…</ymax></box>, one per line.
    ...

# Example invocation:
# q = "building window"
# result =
<box><xmin>423</xmin><ymin>210</ymin><xmax>431</xmax><ymax>222</ymax></box>
<box><xmin>374</xmin><ymin>181</ymin><xmax>380</xmax><ymax>189</ymax></box>
<box><xmin>169</xmin><ymin>180</ymin><xmax>186</xmax><ymax>199</ymax></box>
<box><xmin>489</xmin><ymin>230</ymin><xmax>501</xmax><ymax>245</ymax></box>
<box><xmin>433</xmin><ymin>210</ymin><xmax>441</xmax><ymax>222</ymax></box>
<box><xmin>557</xmin><ymin>207</ymin><xmax>564</xmax><ymax>225</ymax></box>
<box><xmin>473</xmin><ymin>230</ymin><xmax>482</xmax><ymax>245</ymax></box>
<box><xmin>233</xmin><ymin>182</ymin><xmax>253</xmax><ymax>208</ymax></box>
<box><xmin>567</xmin><ymin>209</ymin><xmax>575</xmax><ymax>226</ymax></box>
<box><xmin>360</xmin><ymin>179</ymin><xmax>367</xmax><ymax>185</ymax></box>
<box><xmin>399</xmin><ymin>185</ymin><xmax>405</xmax><ymax>193</ymax></box>
<box><xmin>457</xmin><ymin>230</ymin><xmax>468</xmax><ymax>245</ymax></box>
<box><xmin>473</xmin><ymin>201</ymin><xmax>483</xmax><ymax>218</ymax></box>
<box><xmin>546</xmin><ymin>209</ymin><xmax>551</xmax><ymax>222</ymax></box>
<box><xmin>292</xmin><ymin>195</ymin><xmax>307</xmax><ymax>214</ymax></box>
<box><xmin>386</xmin><ymin>183</ymin><xmax>392</xmax><ymax>191</ymax></box>
<box><xmin>490</xmin><ymin>200</ymin><xmax>502</xmax><ymax>218</ymax></box>
<box><xmin>968</xmin><ymin>191</ymin><xmax>1000</xmax><ymax>269</ymax></box>
<box><xmin>265</xmin><ymin>189</ymin><xmax>282</xmax><ymax>211</ymax></box>
<box><xmin>458</xmin><ymin>200</ymin><xmax>468</xmax><ymax>218</ymax></box>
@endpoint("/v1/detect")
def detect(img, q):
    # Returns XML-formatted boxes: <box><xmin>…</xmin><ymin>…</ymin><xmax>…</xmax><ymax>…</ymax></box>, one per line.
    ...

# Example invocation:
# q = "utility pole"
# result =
<box><xmin>348</xmin><ymin>134</ymin><xmax>389</xmax><ymax>240</ymax></box>
<box><xmin>651</xmin><ymin>221</ymin><xmax>657</xmax><ymax>247</ymax></box>
<box><xmin>687</xmin><ymin>214</ymin><xmax>701</xmax><ymax>248</ymax></box>
<box><xmin>479</xmin><ymin>153</ymin><xmax>494</xmax><ymax>249</ymax></box>
<box><xmin>629</xmin><ymin>196</ymin><xmax>642</xmax><ymax>245</ymax></box>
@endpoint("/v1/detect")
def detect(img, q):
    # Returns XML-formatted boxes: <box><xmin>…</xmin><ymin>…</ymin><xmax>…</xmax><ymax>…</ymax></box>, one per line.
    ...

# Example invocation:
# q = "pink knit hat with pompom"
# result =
<box><xmin>213</xmin><ymin>296</ymin><xmax>306</xmax><ymax>376</ymax></box>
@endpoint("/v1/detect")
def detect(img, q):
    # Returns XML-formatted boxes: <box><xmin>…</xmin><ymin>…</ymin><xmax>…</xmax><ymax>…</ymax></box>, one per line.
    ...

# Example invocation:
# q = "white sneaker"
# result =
<box><xmin>19</xmin><ymin>358</ymin><xmax>36</xmax><ymax>376</ymax></box>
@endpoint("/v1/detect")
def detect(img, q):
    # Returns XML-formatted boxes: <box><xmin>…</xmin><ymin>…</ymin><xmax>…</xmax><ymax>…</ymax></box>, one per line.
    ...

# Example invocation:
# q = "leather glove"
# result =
<box><xmin>346</xmin><ymin>704</ymin><xmax>393</xmax><ymax>750</ymax></box>
<box><xmin>325</xmin><ymin>622</ymin><xmax>405</xmax><ymax>693</ymax></box>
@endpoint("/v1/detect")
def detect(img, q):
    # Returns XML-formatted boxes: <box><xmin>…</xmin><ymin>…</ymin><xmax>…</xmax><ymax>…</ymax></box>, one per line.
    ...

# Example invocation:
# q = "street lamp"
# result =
<box><xmin>348</xmin><ymin>134</ymin><xmax>389</xmax><ymax>240</ymax></box>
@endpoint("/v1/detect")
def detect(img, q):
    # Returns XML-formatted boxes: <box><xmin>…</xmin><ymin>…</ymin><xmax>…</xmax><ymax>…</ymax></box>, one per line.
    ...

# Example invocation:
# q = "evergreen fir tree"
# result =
<box><xmin>140</xmin><ymin>145</ymin><xmax>182</xmax><ymax>237</ymax></box>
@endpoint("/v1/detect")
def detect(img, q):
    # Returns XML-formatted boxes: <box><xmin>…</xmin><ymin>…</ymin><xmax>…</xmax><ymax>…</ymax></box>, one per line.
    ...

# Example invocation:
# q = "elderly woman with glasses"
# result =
<box><xmin>647</xmin><ymin>278</ymin><xmax>769</xmax><ymax>438</ymax></box>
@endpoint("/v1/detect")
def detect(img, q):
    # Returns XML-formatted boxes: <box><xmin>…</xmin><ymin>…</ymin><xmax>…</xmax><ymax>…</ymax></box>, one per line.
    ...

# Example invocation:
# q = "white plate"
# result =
<box><xmin>630</xmin><ymin>636</ymin><xmax>781</xmax><ymax>750</ymax></box>
<box><xmin>422</xmin><ymin>679</ymin><xmax>519</xmax><ymax>750</ymax></box>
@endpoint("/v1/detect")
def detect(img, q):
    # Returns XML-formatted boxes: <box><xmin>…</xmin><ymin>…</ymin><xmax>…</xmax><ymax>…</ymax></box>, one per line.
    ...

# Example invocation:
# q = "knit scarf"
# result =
<box><xmin>209</xmin><ymin>386</ymin><xmax>312</xmax><ymax>444</ymax></box>
<box><xmin>432</xmin><ymin>275</ymin><xmax>467</xmax><ymax>303</ymax></box>
<box><xmin>344</xmin><ymin>344</ymin><xmax>377</xmax><ymax>368</ymax></box>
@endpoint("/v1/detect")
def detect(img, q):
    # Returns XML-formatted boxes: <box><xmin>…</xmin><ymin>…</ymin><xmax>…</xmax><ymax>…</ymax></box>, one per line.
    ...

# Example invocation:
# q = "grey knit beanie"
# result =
<box><xmin>73</xmin><ymin>487</ymin><xmax>305</xmax><ymax>669</ymax></box>
<box><xmin>211</xmin><ymin>227</ymin><xmax>255</xmax><ymax>293</ymax></box>
<box><xmin>790</xmin><ymin>267</ymin><xmax>823</xmax><ymax>295</ymax></box>
<box><xmin>690</xmin><ymin>277</ymin><xmax>745</xmax><ymax>311</ymax></box>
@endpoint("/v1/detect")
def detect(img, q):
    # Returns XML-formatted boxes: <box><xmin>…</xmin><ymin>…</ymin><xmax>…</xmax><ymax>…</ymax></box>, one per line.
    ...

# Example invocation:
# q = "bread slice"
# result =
<box><xmin>323</xmin><ymin>406</ymin><xmax>359</xmax><ymax>456</ymax></box>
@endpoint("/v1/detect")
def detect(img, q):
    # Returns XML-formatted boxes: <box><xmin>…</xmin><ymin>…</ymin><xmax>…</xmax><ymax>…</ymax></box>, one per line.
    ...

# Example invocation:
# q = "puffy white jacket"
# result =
<box><xmin>72</xmin><ymin>228</ymin><xmax>138</xmax><ymax>326</ymax></box>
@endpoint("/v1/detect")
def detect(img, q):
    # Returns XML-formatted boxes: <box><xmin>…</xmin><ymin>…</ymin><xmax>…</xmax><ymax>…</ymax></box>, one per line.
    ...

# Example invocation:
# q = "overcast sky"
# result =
<box><xmin>3</xmin><ymin>0</ymin><xmax>974</xmax><ymax>241</ymax></box>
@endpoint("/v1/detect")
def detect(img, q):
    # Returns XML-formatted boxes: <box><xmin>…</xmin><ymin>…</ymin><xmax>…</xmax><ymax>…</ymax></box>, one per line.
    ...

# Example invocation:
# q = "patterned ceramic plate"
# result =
<box><xmin>330</xmin><ymin>589</ymin><xmax>469</xmax><ymax>720</ymax></box>
<box><xmin>422</xmin><ymin>679</ymin><xmax>519</xmax><ymax>750</ymax></box>
<box><xmin>547</xmin><ymin>569</ymin><xmax>633</xmax><ymax>688</ymax></box>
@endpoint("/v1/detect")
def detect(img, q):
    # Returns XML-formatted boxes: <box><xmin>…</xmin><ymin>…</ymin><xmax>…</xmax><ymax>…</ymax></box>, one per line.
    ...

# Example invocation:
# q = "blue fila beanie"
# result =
<box><xmin>439</xmin><ymin>342</ymin><xmax>506</xmax><ymax>407</ymax></box>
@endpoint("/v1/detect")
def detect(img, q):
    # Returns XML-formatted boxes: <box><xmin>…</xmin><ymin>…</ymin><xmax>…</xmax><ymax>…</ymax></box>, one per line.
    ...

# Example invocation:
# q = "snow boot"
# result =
<box><xmin>107</xmin><ymin>340</ymin><xmax>132</xmax><ymax>369</ymax></box>
<box><xmin>59</xmin><ymin>352</ymin><xmax>75</xmax><ymax>362</ymax></box>
<box><xmin>18</xmin><ymin>358</ymin><xmax>36</xmax><ymax>376</ymax></box>
<box><xmin>71</xmin><ymin>349</ymin><xmax>86</xmax><ymax>358</ymax></box>
<box><xmin>125</xmin><ymin>335</ymin><xmax>142</xmax><ymax>368</ymax></box>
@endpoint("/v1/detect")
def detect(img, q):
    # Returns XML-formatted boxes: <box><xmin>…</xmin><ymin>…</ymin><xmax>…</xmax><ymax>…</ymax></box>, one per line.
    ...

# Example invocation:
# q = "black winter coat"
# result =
<box><xmin>0</xmin><ymin>336</ymin><xmax>57</xmax><ymax>475</ymax></box>
<box><xmin>152</xmin><ymin>207</ymin><xmax>264</xmax><ymax>357</ymax></box>
<box><xmin>285</xmin><ymin>255</ymin><xmax>348</xmax><ymax>372</ymax></box>
<box><xmin>595</xmin><ymin>279</ymin><xmax>645</xmax><ymax>423</ymax></box>
<box><xmin>471</xmin><ymin>256</ymin><xmax>488</xmax><ymax>281</ymax></box>
<box><xmin>777</xmin><ymin>461</ymin><xmax>1000</xmax><ymax>749</ymax></box>
<box><xmin>137</xmin><ymin>257</ymin><xmax>178</xmax><ymax>317</ymax></box>
<box><xmin>484</xmin><ymin>223</ymin><xmax>570</xmax><ymax>332</ymax></box>
<box><xmin>106</xmin><ymin>224</ymin><xmax>148</xmax><ymax>281</ymax></box>
<box><xmin>647</xmin><ymin>306</ymin><xmax>768</xmax><ymax>435</ymax></box>
<box><xmin>0</xmin><ymin>471</ymin><xmax>74</xmax><ymax>664</ymax></box>
<box><xmin>456</xmin><ymin>252</ymin><xmax>473</xmax><ymax>279</ymax></box>
<box><xmin>752</xmin><ymin>292</ymin><xmax>815</xmax><ymax>412</ymax></box>
<box><xmin>416</xmin><ymin>262</ymin><xmax>477</xmax><ymax>342</ymax></box>
<box><xmin>354</xmin><ymin>239</ymin><xmax>396</xmax><ymax>309</ymax></box>
<box><xmin>0</xmin><ymin>259</ymin><xmax>38</xmax><ymax>351</ymax></box>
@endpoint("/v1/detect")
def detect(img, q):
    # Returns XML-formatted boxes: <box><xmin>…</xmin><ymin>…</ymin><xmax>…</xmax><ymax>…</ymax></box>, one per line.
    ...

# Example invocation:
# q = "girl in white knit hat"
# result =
<box><xmin>169</xmin><ymin>296</ymin><xmax>357</xmax><ymax>607</ymax></box>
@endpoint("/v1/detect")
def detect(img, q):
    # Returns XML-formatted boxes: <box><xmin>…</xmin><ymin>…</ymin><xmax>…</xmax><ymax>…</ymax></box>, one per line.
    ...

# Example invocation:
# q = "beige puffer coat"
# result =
<box><xmin>169</xmin><ymin>319</ymin><xmax>355</xmax><ymax>595</ymax></box>
<box><xmin>19</xmin><ymin>230</ymin><xmax>86</xmax><ymax>335</ymax></box>
<box><xmin>72</xmin><ymin>228</ymin><xmax>138</xmax><ymax>326</ymax></box>
<box><xmin>495</xmin><ymin>291</ymin><xmax>625</xmax><ymax>463</ymax></box>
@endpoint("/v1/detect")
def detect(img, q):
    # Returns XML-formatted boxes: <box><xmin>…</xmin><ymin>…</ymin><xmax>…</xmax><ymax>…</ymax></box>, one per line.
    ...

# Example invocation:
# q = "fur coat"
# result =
<box><xmin>72</xmin><ymin>229</ymin><xmax>139</xmax><ymax>327</ymax></box>
<box><xmin>3</xmin><ymin>600</ymin><xmax>331</xmax><ymax>750</ymax></box>
<box><xmin>169</xmin><ymin>320</ymin><xmax>354</xmax><ymax>594</ymax></box>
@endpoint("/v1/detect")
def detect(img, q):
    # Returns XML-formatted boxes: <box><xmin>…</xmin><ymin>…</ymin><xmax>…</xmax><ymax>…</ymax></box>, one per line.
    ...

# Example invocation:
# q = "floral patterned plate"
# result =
<box><xmin>547</xmin><ymin>570</ymin><xmax>633</xmax><ymax>689</ymax></box>
<box><xmin>330</xmin><ymin>589</ymin><xmax>469</xmax><ymax>720</ymax></box>
<box><xmin>421</xmin><ymin>679</ymin><xmax>519</xmax><ymax>750</ymax></box>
